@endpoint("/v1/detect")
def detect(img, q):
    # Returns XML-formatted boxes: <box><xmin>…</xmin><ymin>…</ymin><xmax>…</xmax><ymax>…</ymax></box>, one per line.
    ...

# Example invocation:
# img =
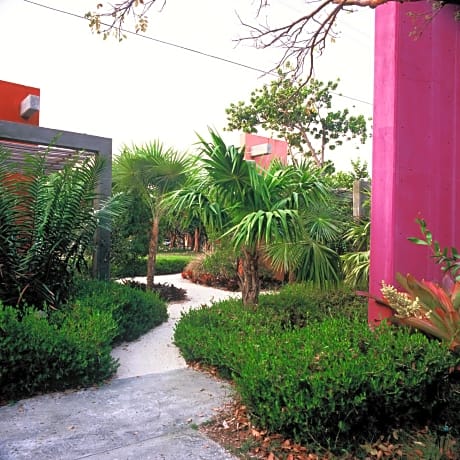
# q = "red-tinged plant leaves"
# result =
<box><xmin>386</xmin><ymin>272</ymin><xmax>460</xmax><ymax>352</ymax></box>
<box><xmin>450</xmin><ymin>282</ymin><xmax>460</xmax><ymax>310</ymax></box>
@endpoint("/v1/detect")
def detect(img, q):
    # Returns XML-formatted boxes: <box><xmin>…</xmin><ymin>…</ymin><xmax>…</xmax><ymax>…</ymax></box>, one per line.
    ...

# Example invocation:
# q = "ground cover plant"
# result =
<box><xmin>72</xmin><ymin>278</ymin><xmax>168</xmax><ymax>345</ymax></box>
<box><xmin>0</xmin><ymin>300</ymin><xmax>118</xmax><ymax>402</ymax></box>
<box><xmin>174</xmin><ymin>283</ymin><xmax>459</xmax><ymax>458</ymax></box>
<box><xmin>0</xmin><ymin>279</ymin><xmax>169</xmax><ymax>402</ymax></box>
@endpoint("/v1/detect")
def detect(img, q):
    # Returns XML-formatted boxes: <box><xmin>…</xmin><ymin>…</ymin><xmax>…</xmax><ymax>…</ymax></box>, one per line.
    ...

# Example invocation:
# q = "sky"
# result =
<box><xmin>0</xmin><ymin>0</ymin><xmax>375</xmax><ymax>171</ymax></box>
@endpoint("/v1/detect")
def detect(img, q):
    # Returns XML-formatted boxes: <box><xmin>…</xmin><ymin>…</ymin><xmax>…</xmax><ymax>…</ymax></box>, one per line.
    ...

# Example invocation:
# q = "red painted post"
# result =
<box><xmin>369</xmin><ymin>3</ymin><xmax>460</xmax><ymax>323</ymax></box>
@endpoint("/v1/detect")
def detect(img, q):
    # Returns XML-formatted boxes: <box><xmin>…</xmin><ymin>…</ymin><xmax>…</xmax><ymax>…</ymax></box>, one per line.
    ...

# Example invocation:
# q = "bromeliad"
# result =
<box><xmin>378</xmin><ymin>273</ymin><xmax>460</xmax><ymax>354</ymax></box>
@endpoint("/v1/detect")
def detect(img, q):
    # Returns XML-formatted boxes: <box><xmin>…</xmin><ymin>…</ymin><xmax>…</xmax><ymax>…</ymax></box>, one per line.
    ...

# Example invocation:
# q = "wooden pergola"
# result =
<box><xmin>0</xmin><ymin>120</ymin><xmax>112</xmax><ymax>280</ymax></box>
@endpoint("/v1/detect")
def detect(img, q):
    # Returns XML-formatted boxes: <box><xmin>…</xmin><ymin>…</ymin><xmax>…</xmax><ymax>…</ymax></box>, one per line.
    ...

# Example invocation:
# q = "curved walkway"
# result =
<box><xmin>0</xmin><ymin>275</ymin><xmax>239</xmax><ymax>460</ymax></box>
<box><xmin>112</xmin><ymin>274</ymin><xmax>240</xmax><ymax>378</ymax></box>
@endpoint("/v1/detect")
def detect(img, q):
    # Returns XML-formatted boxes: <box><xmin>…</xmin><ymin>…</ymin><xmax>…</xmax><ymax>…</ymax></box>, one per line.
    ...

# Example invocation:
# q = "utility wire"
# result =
<box><xmin>24</xmin><ymin>0</ymin><xmax>372</xmax><ymax>106</ymax></box>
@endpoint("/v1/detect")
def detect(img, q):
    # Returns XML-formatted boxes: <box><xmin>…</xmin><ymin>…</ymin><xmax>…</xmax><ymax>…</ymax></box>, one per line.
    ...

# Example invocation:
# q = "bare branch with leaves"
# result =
<box><xmin>85</xmin><ymin>0</ymin><xmax>163</xmax><ymax>40</ymax></box>
<box><xmin>87</xmin><ymin>0</ymin><xmax>457</xmax><ymax>77</ymax></box>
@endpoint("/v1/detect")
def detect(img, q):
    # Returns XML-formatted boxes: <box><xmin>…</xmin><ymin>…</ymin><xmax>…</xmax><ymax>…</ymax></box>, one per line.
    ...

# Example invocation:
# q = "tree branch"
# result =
<box><xmin>86</xmin><ymin>0</ymin><xmax>163</xmax><ymax>40</ymax></box>
<box><xmin>237</xmin><ymin>0</ymin><xmax>425</xmax><ymax>80</ymax></box>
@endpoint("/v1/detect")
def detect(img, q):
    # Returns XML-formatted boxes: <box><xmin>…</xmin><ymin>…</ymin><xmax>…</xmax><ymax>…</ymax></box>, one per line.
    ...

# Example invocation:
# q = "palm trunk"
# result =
<box><xmin>170</xmin><ymin>232</ymin><xmax>176</xmax><ymax>249</ymax></box>
<box><xmin>238</xmin><ymin>248</ymin><xmax>260</xmax><ymax>306</ymax></box>
<box><xmin>193</xmin><ymin>227</ymin><xmax>200</xmax><ymax>252</ymax></box>
<box><xmin>146</xmin><ymin>215</ymin><xmax>160</xmax><ymax>290</ymax></box>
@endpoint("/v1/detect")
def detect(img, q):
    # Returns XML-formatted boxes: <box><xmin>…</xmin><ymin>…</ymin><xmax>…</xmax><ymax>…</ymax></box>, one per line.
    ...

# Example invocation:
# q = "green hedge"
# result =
<box><xmin>72</xmin><ymin>278</ymin><xmax>168</xmax><ymax>345</ymax></box>
<box><xmin>174</xmin><ymin>288</ymin><xmax>457</xmax><ymax>451</ymax></box>
<box><xmin>258</xmin><ymin>282</ymin><xmax>367</xmax><ymax>327</ymax></box>
<box><xmin>112</xmin><ymin>254</ymin><xmax>195</xmax><ymax>278</ymax></box>
<box><xmin>234</xmin><ymin>319</ymin><xmax>455</xmax><ymax>450</ymax></box>
<box><xmin>0</xmin><ymin>278</ymin><xmax>169</xmax><ymax>402</ymax></box>
<box><xmin>0</xmin><ymin>303</ymin><xmax>117</xmax><ymax>401</ymax></box>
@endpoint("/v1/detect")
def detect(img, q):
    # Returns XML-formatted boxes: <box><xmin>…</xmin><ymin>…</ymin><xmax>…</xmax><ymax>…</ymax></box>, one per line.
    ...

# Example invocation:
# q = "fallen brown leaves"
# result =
<box><xmin>200</xmin><ymin>397</ymin><xmax>328</xmax><ymax>460</ymax></box>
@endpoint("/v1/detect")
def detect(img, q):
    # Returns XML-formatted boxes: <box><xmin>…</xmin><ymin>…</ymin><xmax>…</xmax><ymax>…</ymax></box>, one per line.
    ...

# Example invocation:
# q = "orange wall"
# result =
<box><xmin>0</xmin><ymin>80</ymin><xmax>40</xmax><ymax>125</ymax></box>
<box><xmin>242</xmin><ymin>133</ymin><xmax>288</xmax><ymax>169</ymax></box>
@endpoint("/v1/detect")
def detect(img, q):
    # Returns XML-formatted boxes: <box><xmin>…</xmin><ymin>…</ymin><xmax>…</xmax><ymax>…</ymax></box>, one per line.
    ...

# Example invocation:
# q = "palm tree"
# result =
<box><xmin>170</xmin><ymin>130</ymin><xmax>338</xmax><ymax>305</ymax></box>
<box><xmin>112</xmin><ymin>141</ymin><xmax>192</xmax><ymax>289</ymax></box>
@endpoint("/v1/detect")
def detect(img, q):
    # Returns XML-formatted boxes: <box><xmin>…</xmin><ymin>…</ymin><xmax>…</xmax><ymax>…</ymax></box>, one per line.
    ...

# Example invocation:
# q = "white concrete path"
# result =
<box><xmin>111</xmin><ymin>273</ymin><xmax>240</xmax><ymax>379</ymax></box>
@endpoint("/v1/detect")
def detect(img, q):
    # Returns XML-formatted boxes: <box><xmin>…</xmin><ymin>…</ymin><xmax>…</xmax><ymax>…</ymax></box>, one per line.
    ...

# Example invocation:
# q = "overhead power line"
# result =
<box><xmin>23</xmin><ymin>0</ymin><xmax>373</xmax><ymax>106</ymax></box>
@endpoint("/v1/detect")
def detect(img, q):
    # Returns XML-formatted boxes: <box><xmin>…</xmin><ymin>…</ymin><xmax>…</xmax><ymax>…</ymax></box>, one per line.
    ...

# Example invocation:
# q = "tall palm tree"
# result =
<box><xmin>170</xmin><ymin>130</ymin><xmax>338</xmax><ymax>305</ymax></box>
<box><xmin>113</xmin><ymin>141</ymin><xmax>191</xmax><ymax>289</ymax></box>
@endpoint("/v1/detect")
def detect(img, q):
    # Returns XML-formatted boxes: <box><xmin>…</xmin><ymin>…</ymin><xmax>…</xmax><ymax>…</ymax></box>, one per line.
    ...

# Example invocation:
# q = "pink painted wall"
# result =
<box><xmin>242</xmin><ymin>133</ymin><xmax>289</xmax><ymax>169</ymax></box>
<box><xmin>369</xmin><ymin>3</ymin><xmax>460</xmax><ymax>322</ymax></box>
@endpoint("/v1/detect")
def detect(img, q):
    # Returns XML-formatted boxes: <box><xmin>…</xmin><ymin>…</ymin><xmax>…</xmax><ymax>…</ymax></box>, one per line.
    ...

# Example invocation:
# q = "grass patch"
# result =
<box><xmin>112</xmin><ymin>252</ymin><xmax>195</xmax><ymax>278</ymax></box>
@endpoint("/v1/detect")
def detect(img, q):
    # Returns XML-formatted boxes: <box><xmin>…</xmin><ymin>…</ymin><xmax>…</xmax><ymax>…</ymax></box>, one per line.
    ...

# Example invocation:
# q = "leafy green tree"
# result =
<box><xmin>0</xmin><ymin>148</ymin><xmax>118</xmax><ymax>310</ymax></box>
<box><xmin>170</xmin><ymin>130</ymin><xmax>339</xmax><ymax>305</ymax></box>
<box><xmin>112</xmin><ymin>141</ymin><xmax>192</xmax><ymax>289</ymax></box>
<box><xmin>225</xmin><ymin>73</ymin><xmax>368</xmax><ymax>167</ymax></box>
<box><xmin>324</xmin><ymin>157</ymin><xmax>370</xmax><ymax>189</ymax></box>
<box><xmin>110</xmin><ymin>189</ymin><xmax>151</xmax><ymax>275</ymax></box>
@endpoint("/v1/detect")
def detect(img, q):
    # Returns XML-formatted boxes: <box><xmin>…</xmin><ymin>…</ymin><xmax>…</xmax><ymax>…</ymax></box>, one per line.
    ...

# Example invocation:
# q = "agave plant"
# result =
<box><xmin>378</xmin><ymin>273</ymin><xmax>460</xmax><ymax>354</ymax></box>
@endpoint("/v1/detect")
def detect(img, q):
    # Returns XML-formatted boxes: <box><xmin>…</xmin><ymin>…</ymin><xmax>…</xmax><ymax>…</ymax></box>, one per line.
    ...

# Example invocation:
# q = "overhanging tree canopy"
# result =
<box><xmin>87</xmin><ymin>0</ymin><xmax>459</xmax><ymax>78</ymax></box>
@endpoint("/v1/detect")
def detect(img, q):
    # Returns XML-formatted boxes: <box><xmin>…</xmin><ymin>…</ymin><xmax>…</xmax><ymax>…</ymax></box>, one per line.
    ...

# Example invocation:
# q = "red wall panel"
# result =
<box><xmin>0</xmin><ymin>80</ymin><xmax>40</xmax><ymax>125</ymax></box>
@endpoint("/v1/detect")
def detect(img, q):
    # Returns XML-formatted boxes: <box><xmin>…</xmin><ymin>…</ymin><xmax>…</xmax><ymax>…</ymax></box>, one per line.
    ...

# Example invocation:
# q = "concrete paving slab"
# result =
<box><xmin>0</xmin><ymin>369</ymin><xmax>236</xmax><ymax>460</ymax></box>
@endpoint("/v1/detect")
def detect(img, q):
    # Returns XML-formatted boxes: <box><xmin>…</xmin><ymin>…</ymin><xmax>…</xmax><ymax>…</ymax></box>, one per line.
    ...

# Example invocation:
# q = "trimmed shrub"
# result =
<box><xmin>174</xmin><ymin>291</ymin><xmax>457</xmax><ymax>452</ymax></box>
<box><xmin>0</xmin><ymin>303</ymin><xmax>118</xmax><ymax>401</ymax></box>
<box><xmin>156</xmin><ymin>254</ymin><xmax>195</xmax><ymax>275</ymax></box>
<box><xmin>259</xmin><ymin>282</ymin><xmax>367</xmax><ymax>327</ymax></box>
<box><xmin>234</xmin><ymin>319</ymin><xmax>456</xmax><ymax>451</ymax></box>
<box><xmin>72</xmin><ymin>279</ymin><xmax>168</xmax><ymax>345</ymax></box>
<box><xmin>174</xmin><ymin>298</ymin><xmax>271</xmax><ymax>378</ymax></box>
<box><xmin>112</xmin><ymin>253</ymin><xmax>195</xmax><ymax>278</ymax></box>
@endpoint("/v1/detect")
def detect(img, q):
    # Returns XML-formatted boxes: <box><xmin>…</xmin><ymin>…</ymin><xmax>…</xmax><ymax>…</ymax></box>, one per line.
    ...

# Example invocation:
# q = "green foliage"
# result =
<box><xmin>112</xmin><ymin>253</ymin><xmax>194</xmax><ymax>278</ymax></box>
<box><xmin>340</xmin><ymin>218</ymin><xmax>371</xmax><ymax>289</ymax></box>
<box><xmin>174</xmin><ymin>290</ymin><xmax>457</xmax><ymax>452</ymax></box>
<box><xmin>259</xmin><ymin>282</ymin><xmax>367</xmax><ymax>327</ymax></box>
<box><xmin>182</xmin><ymin>245</ymin><xmax>279</xmax><ymax>291</ymax></box>
<box><xmin>72</xmin><ymin>278</ymin><xmax>168</xmax><ymax>345</ymax></box>
<box><xmin>170</xmin><ymin>130</ymin><xmax>340</xmax><ymax>304</ymax></box>
<box><xmin>409</xmin><ymin>218</ymin><xmax>460</xmax><ymax>281</ymax></box>
<box><xmin>0</xmin><ymin>302</ymin><xmax>118</xmax><ymax>401</ymax></box>
<box><xmin>110</xmin><ymin>189</ymin><xmax>151</xmax><ymax>276</ymax></box>
<box><xmin>234</xmin><ymin>319</ymin><xmax>455</xmax><ymax>451</ymax></box>
<box><xmin>225</xmin><ymin>73</ymin><xmax>368</xmax><ymax>166</ymax></box>
<box><xmin>174</xmin><ymin>298</ymin><xmax>265</xmax><ymax>378</ymax></box>
<box><xmin>155</xmin><ymin>254</ymin><xmax>195</xmax><ymax>275</ymax></box>
<box><xmin>0</xmin><ymin>147</ymin><xmax>119</xmax><ymax>310</ymax></box>
<box><xmin>171</xmin><ymin>132</ymin><xmax>344</xmax><ymax>304</ymax></box>
<box><xmin>324</xmin><ymin>158</ymin><xmax>371</xmax><ymax>190</ymax></box>
<box><xmin>340</xmin><ymin>250</ymin><xmax>370</xmax><ymax>290</ymax></box>
<box><xmin>113</xmin><ymin>141</ymin><xmax>193</xmax><ymax>287</ymax></box>
<box><xmin>201</xmin><ymin>245</ymin><xmax>238</xmax><ymax>281</ymax></box>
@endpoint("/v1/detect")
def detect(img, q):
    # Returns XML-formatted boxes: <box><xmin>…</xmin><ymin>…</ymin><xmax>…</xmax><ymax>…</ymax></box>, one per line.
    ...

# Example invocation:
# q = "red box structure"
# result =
<box><xmin>0</xmin><ymin>80</ymin><xmax>40</xmax><ymax>125</ymax></box>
